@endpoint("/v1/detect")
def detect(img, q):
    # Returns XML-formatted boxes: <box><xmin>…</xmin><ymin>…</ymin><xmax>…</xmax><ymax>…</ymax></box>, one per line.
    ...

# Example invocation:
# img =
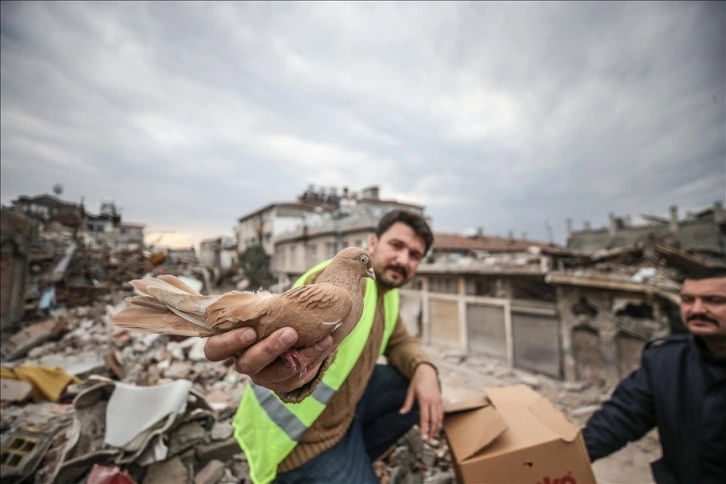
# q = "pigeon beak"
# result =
<box><xmin>367</xmin><ymin>268</ymin><xmax>376</xmax><ymax>280</ymax></box>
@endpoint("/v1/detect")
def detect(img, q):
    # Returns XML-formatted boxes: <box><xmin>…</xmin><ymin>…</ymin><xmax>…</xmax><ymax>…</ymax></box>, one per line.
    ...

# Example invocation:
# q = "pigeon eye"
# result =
<box><xmin>359</xmin><ymin>255</ymin><xmax>368</xmax><ymax>265</ymax></box>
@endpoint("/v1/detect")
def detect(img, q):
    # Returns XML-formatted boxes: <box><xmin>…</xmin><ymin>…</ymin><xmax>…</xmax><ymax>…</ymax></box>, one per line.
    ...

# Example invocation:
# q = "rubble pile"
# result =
<box><xmin>0</xmin><ymin>210</ymin><xmax>677</xmax><ymax>484</ymax></box>
<box><xmin>0</xmin><ymin>301</ymin><xmax>662</xmax><ymax>484</ymax></box>
<box><xmin>0</xmin><ymin>220</ymin><xmax>453</xmax><ymax>483</ymax></box>
<box><xmin>1</xmin><ymin>300</ymin><xmax>241</xmax><ymax>483</ymax></box>
<box><xmin>0</xmin><ymin>297</ymin><xmax>460</xmax><ymax>484</ymax></box>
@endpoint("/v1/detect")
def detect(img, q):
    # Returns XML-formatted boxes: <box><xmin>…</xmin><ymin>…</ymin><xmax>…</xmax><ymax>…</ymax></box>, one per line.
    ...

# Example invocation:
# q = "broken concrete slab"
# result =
<box><xmin>0</xmin><ymin>428</ymin><xmax>55</xmax><ymax>484</ymax></box>
<box><xmin>166</xmin><ymin>421</ymin><xmax>208</xmax><ymax>458</ymax></box>
<box><xmin>203</xmin><ymin>389</ymin><xmax>232</xmax><ymax>412</ymax></box>
<box><xmin>0</xmin><ymin>378</ymin><xmax>32</xmax><ymax>403</ymax></box>
<box><xmin>162</xmin><ymin>361</ymin><xmax>193</xmax><ymax>380</ymax></box>
<box><xmin>38</xmin><ymin>351</ymin><xmax>106</xmax><ymax>378</ymax></box>
<box><xmin>210</xmin><ymin>421</ymin><xmax>233</xmax><ymax>441</ymax></box>
<box><xmin>2</xmin><ymin>319</ymin><xmax>66</xmax><ymax>361</ymax></box>
<box><xmin>194</xmin><ymin>437</ymin><xmax>240</xmax><ymax>468</ymax></box>
<box><xmin>193</xmin><ymin>459</ymin><xmax>225</xmax><ymax>484</ymax></box>
<box><xmin>142</xmin><ymin>456</ymin><xmax>189</xmax><ymax>484</ymax></box>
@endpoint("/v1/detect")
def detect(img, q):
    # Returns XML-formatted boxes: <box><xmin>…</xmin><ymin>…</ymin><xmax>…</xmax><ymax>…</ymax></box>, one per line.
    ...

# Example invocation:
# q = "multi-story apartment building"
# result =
<box><xmin>234</xmin><ymin>200</ymin><xmax>332</xmax><ymax>257</ymax></box>
<box><xmin>269</xmin><ymin>186</ymin><xmax>425</xmax><ymax>282</ymax></box>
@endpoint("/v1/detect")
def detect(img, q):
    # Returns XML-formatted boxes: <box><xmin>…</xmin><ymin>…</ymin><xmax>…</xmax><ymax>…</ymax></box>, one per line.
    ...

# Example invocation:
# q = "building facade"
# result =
<box><xmin>269</xmin><ymin>185</ymin><xmax>425</xmax><ymax>283</ymax></box>
<box><xmin>566</xmin><ymin>201</ymin><xmax>725</xmax><ymax>262</ymax></box>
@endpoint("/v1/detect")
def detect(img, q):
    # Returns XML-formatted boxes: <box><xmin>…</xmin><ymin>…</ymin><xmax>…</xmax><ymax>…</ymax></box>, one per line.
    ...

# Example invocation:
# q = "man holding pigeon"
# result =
<box><xmin>205</xmin><ymin>209</ymin><xmax>443</xmax><ymax>484</ymax></box>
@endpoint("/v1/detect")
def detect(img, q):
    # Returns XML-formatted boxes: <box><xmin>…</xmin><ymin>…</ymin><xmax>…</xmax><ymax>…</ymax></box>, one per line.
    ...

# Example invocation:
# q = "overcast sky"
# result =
<box><xmin>2</xmin><ymin>1</ymin><xmax>724</xmax><ymax>248</ymax></box>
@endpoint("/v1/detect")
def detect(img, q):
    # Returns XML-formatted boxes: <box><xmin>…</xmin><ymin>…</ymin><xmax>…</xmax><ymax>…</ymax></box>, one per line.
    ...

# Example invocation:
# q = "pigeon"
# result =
<box><xmin>112</xmin><ymin>247</ymin><xmax>375</xmax><ymax>377</ymax></box>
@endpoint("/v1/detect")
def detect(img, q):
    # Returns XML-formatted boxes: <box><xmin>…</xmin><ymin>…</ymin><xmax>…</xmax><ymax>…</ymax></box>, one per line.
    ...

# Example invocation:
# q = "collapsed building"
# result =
<box><xmin>412</xmin><ymin>202</ymin><xmax>723</xmax><ymax>388</ymax></box>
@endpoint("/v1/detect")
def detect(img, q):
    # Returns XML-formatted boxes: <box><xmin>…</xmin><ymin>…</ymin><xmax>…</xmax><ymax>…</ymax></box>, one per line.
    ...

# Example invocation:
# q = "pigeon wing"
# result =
<box><xmin>203</xmin><ymin>284</ymin><xmax>353</xmax><ymax>345</ymax></box>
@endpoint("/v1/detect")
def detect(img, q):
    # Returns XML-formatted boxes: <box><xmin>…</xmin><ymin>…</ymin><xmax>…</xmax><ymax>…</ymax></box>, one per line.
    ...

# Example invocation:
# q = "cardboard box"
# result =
<box><xmin>443</xmin><ymin>385</ymin><xmax>596</xmax><ymax>484</ymax></box>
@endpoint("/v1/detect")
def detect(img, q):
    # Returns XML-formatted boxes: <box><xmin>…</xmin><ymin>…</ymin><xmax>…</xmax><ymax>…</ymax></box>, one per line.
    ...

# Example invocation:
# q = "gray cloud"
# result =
<box><xmin>2</xmin><ymin>1</ymin><xmax>724</xmax><ymax>246</ymax></box>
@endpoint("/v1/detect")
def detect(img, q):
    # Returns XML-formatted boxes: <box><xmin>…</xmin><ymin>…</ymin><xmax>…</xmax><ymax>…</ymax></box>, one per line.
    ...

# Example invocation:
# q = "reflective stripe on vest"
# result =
<box><xmin>233</xmin><ymin>259</ymin><xmax>398</xmax><ymax>483</ymax></box>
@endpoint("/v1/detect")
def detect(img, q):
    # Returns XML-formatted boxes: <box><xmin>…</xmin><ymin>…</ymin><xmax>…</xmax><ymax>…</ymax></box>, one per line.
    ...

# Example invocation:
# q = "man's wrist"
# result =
<box><xmin>414</xmin><ymin>361</ymin><xmax>438</xmax><ymax>377</ymax></box>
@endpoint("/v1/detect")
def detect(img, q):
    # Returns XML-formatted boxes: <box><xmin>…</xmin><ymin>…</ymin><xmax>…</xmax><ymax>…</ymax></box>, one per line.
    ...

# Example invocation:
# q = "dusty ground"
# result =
<box><xmin>426</xmin><ymin>344</ymin><xmax>660</xmax><ymax>484</ymax></box>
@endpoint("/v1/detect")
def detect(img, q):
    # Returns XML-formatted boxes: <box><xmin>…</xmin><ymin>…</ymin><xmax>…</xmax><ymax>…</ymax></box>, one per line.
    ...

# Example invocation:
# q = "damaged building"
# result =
<box><xmin>0</xmin><ymin>194</ymin><xmax>148</xmax><ymax>331</ymax></box>
<box><xmin>551</xmin><ymin>202</ymin><xmax>725</xmax><ymax>385</ymax></box>
<box><xmin>412</xmin><ymin>204</ymin><xmax>723</xmax><ymax>388</ymax></box>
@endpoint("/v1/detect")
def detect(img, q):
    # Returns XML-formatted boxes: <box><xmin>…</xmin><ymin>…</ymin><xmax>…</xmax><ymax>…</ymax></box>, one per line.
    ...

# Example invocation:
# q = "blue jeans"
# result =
<box><xmin>274</xmin><ymin>364</ymin><xmax>419</xmax><ymax>484</ymax></box>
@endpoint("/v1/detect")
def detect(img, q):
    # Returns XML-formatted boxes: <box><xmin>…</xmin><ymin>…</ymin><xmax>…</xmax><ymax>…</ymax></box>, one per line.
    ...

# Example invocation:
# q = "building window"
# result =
<box><xmin>308</xmin><ymin>244</ymin><xmax>318</xmax><ymax>265</ymax></box>
<box><xmin>429</xmin><ymin>276</ymin><xmax>458</xmax><ymax>294</ymax></box>
<box><xmin>510</xmin><ymin>278</ymin><xmax>555</xmax><ymax>301</ymax></box>
<box><xmin>290</xmin><ymin>246</ymin><xmax>296</xmax><ymax>265</ymax></box>
<box><xmin>403</xmin><ymin>277</ymin><xmax>423</xmax><ymax>290</ymax></box>
<box><xmin>466</xmin><ymin>278</ymin><xmax>495</xmax><ymax>297</ymax></box>
<box><xmin>326</xmin><ymin>242</ymin><xmax>336</xmax><ymax>258</ymax></box>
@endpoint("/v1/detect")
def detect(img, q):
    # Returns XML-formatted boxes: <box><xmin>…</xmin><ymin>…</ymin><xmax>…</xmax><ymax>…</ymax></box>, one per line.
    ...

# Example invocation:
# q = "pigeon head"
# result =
<box><xmin>331</xmin><ymin>247</ymin><xmax>375</xmax><ymax>281</ymax></box>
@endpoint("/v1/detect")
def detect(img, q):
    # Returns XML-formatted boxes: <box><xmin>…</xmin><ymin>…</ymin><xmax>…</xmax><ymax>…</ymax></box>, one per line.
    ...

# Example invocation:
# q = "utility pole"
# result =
<box><xmin>545</xmin><ymin>219</ymin><xmax>554</xmax><ymax>245</ymax></box>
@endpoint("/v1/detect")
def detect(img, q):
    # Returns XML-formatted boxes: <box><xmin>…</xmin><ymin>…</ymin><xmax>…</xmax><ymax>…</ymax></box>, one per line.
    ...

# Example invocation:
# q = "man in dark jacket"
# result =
<box><xmin>583</xmin><ymin>266</ymin><xmax>726</xmax><ymax>484</ymax></box>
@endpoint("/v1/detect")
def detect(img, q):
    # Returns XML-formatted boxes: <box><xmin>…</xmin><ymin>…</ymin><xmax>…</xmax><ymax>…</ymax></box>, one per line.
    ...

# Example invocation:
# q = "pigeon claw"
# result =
<box><xmin>281</xmin><ymin>348</ymin><xmax>308</xmax><ymax>379</ymax></box>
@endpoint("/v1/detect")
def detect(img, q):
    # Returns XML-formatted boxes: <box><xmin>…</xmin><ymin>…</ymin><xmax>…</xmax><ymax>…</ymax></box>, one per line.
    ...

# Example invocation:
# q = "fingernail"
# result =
<box><xmin>240</xmin><ymin>329</ymin><xmax>256</xmax><ymax>344</ymax></box>
<box><xmin>280</xmin><ymin>329</ymin><xmax>296</xmax><ymax>346</ymax></box>
<box><xmin>315</xmin><ymin>337</ymin><xmax>333</xmax><ymax>350</ymax></box>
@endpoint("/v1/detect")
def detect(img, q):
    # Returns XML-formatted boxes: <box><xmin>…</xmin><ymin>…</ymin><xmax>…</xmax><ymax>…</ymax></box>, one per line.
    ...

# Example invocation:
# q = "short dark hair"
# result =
<box><xmin>684</xmin><ymin>266</ymin><xmax>726</xmax><ymax>281</ymax></box>
<box><xmin>376</xmin><ymin>209</ymin><xmax>434</xmax><ymax>255</ymax></box>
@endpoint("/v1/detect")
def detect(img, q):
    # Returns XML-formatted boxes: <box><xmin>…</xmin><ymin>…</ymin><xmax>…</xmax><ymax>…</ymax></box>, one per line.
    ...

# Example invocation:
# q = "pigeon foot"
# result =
<box><xmin>281</xmin><ymin>348</ymin><xmax>308</xmax><ymax>378</ymax></box>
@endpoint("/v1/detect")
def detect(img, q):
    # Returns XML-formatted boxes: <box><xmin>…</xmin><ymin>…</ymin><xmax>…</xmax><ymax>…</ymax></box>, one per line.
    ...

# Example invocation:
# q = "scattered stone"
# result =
<box><xmin>163</xmin><ymin>361</ymin><xmax>193</xmax><ymax>380</ymax></box>
<box><xmin>210</xmin><ymin>421</ymin><xmax>234</xmax><ymax>441</ymax></box>
<box><xmin>563</xmin><ymin>381</ymin><xmax>590</xmax><ymax>392</ymax></box>
<box><xmin>168</xmin><ymin>421</ymin><xmax>209</xmax><ymax>457</ymax></box>
<box><xmin>421</xmin><ymin>446</ymin><xmax>438</xmax><ymax>468</ymax></box>
<box><xmin>423</xmin><ymin>470</ymin><xmax>455</xmax><ymax>484</ymax></box>
<box><xmin>516</xmin><ymin>373</ymin><xmax>541</xmax><ymax>389</ymax></box>
<box><xmin>195</xmin><ymin>437</ymin><xmax>241</xmax><ymax>468</ymax></box>
<box><xmin>38</xmin><ymin>350</ymin><xmax>106</xmax><ymax>377</ymax></box>
<box><xmin>1</xmin><ymin>378</ymin><xmax>33</xmax><ymax>402</ymax></box>
<box><xmin>2</xmin><ymin>319</ymin><xmax>65</xmax><ymax>361</ymax></box>
<box><xmin>571</xmin><ymin>404</ymin><xmax>602</xmax><ymax>416</ymax></box>
<box><xmin>442</xmin><ymin>352</ymin><xmax>467</xmax><ymax>364</ymax></box>
<box><xmin>194</xmin><ymin>459</ymin><xmax>226</xmax><ymax>484</ymax></box>
<box><xmin>143</xmin><ymin>456</ymin><xmax>189</xmax><ymax>484</ymax></box>
<box><xmin>205</xmin><ymin>389</ymin><xmax>232</xmax><ymax>412</ymax></box>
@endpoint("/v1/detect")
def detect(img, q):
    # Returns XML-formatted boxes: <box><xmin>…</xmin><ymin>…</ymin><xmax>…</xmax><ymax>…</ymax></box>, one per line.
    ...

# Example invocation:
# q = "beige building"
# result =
<box><xmin>271</xmin><ymin>186</ymin><xmax>425</xmax><ymax>283</ymax></box>
<box><xmin>235</xmin><ymin>202</ymin><xmax>331</xmax><ymax>256</ymax></box>
<box><xmin>404</xmin><ymin>237</ymin><xmax>562</xmax><ymax>378</ymax></box>
<box><xmin>199</xmin><ymin>236</ymin><xmax>238</xmax><ymax>269</ymax></box>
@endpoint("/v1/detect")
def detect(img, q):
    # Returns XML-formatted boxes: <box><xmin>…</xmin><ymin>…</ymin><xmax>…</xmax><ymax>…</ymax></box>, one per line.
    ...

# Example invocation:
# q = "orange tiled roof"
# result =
<box><xmin>432</xmin><ymin>232</ymin><xmax>555</xmax><ymax>253</ymax></box>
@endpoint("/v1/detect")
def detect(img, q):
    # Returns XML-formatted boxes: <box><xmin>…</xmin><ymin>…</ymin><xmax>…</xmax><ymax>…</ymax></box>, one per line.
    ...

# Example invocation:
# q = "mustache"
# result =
<box><xmin>385</xmin><ymin>263</ymin><xmax>408</xmax><ymax>279</ymax></box>
<box><xmin>687</xmin><ymin>313</ymin><xmax>719</xmax><ymax>324</ymax></box>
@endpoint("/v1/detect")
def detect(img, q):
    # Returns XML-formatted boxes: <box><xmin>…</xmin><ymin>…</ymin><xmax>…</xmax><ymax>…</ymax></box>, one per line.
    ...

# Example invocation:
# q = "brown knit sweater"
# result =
<box><xmin>277</xmin><ymin>288</ymin><xmax>435</xmax><ymax>473</ymax></box>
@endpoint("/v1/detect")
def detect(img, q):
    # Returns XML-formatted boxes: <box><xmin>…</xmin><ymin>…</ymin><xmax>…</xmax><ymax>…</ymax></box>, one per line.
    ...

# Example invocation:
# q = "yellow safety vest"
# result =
<box><xmin>233</xmin><ymin>259</ymin><xmax>399</xmax><ymax>484</ymax></box>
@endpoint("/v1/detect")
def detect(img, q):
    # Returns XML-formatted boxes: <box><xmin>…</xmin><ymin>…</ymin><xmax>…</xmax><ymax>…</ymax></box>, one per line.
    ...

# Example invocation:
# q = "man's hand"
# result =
<box><xmin>204</xmin><ymin>327</ymin><xmax>334</xmax><ymax>393</ymax></box>
<box><xmin>399</xmin><ymin>363</ymin><xmax>444</xmax><ymax>442</ymax></box>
